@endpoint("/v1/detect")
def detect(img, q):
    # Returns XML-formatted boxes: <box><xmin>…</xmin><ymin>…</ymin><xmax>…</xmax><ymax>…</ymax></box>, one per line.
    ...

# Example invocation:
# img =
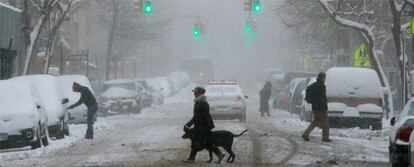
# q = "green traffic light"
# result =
<box><xmin>253</xmin><ymin>1</ymin><xmax>261</xmax><ymax>14</ymax></box>
<box><xmin>193</xmin><ymin>27</ymin><xmax>200</xmax><ymax>38</ymax></box>
<box><xmin>245</xmin><ymin>23</ymin><xmax>251</xmax><ymax>34</ymax></box>
<box><xmin>144</xmin><ymin>1</ymin><xmax>152</xmax><ymax>14</ymax></box>
<box><xmin>246</xmin><ymin>38</ymin><xmax>252</xmax><ymax>46</ymax></box>
<box><xmin>252</xmin><ymin>32</ymin><xmax>257</xmax><ymax>38</ymax></box>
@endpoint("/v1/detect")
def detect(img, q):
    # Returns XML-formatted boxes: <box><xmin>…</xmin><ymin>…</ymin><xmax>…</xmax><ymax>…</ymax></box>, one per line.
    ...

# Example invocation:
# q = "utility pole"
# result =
<box><xmin>403</xmin><ymin>35</ymin><xmax>407</xmax><ymax>108</ymax></box>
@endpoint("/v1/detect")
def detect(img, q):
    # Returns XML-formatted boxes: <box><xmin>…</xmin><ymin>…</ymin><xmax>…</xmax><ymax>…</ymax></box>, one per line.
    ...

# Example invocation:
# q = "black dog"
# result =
<box><xmin>182</xmin><ymin>127</ymin><xmax>248</xmax><ymax>163</ymax></box>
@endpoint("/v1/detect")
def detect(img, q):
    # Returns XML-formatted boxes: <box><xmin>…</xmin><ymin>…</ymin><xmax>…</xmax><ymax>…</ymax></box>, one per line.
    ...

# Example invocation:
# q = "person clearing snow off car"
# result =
<box><xmin>259</xmin><ymin>81</ymin><xmax>272</xmax><ymax>117</ymax></box>
<box><xmin>67</xmin><ymin>82</ymin><xmax>98</xmax><ymax>140</ymax></box>
<box><xmin>182</xmin><ymin>86</ymin><xmax>225</xmax><ymax>164</ymax></box>
<box><xmin>302</xmin><ymin>72</ymin><xmax>332</xmax><ymax>142</ymax></box>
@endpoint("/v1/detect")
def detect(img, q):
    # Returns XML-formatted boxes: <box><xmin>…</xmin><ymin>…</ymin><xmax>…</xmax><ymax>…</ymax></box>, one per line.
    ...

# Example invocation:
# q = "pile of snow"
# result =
<box><xmin>326</xmin><ymin>67</ymin><xmax>383</xmax><ymax>98</ymax></box>
<box><xmin>168</xmin><ymin>72</ymin><xmax>191</xmax><ymax>89</ymax></box>
<box><xmin>101</xmin><ymin>87</ymin><xmax>137</xmax><ymax>98</ymax></box>
<box><xmin>269</xmin><ymin>109</ymin><xmax>389</xmax><ymax>141</ymax></box>
<box><xmin>146</xmin><ymin>77</ymin><xmax>174</xmax><ymax>97</ymax></box>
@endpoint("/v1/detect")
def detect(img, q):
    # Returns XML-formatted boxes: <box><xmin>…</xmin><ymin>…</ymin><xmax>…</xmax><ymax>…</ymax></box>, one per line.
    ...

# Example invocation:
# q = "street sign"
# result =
<box><xmin>353</xmin><ymin>44</ymin><xmax>371</xmax><ymax>68</ymax></box>
<box><xmin>411</xmin><ymin>18</ymin><xmax>414</xmax><ymax>35</ymax></box>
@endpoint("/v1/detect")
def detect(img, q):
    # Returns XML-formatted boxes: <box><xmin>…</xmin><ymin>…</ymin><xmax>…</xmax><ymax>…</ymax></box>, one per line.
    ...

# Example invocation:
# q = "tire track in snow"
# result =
<box><xmin>247</xmin><ymin>121</ymin><xmax>299</xmax><ymax>166</ymax></box>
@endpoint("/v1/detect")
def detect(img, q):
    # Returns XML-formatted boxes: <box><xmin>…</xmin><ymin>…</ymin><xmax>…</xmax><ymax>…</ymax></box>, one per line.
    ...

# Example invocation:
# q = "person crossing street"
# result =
<box><xmin>182</xmin><ymin>86</ymin><xmax>225</xmax><ymax>164</ymax></box>
<box><xmin>302</xmin><ymin>72</ymin><xmax>331</xmax><ymax>142</ymax></box>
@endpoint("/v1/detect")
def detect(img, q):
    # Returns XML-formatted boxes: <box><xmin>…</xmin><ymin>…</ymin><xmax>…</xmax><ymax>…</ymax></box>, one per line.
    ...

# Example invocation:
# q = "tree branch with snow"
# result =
<box><xmin>319</xmin><ymin>0</ymin><xmax>393</xmax><ymax>115</ymax></box>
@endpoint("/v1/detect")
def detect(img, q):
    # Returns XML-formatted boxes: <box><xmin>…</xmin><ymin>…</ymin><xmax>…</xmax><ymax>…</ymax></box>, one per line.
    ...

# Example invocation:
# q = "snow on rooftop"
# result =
<box><xmin>0</xmin><ymin>2</ymin><xmax>22</xmax><ymax>12</ymax></box>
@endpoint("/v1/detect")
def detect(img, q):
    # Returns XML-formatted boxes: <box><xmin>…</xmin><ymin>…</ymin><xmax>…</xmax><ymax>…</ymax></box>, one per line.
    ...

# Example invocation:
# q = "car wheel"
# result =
<box><xmin>31</xmin><ymin>126</ymin><xmax>42</xmax><ymax>149</ymax></box>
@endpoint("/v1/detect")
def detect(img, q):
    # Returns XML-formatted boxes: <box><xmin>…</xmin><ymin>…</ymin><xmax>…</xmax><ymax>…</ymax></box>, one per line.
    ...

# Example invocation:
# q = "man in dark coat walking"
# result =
<box><xmin>260</xmin><ymin>81</ymin><xmax>272</xmax><ymax>117</ymax></box>
<box><xmin>302</xmin><ymin>72</ymin><xmax>331</xmax><ymax>142</ymax></box>
<box><xmin>182</xmin><ymin>87</ymin><xmax>225</xmax><ymax>164</ymax></box>
<box><xmin>67</xmin><ymin>82</ymin><xmax>98</xmax><ymax>139</ymax></box>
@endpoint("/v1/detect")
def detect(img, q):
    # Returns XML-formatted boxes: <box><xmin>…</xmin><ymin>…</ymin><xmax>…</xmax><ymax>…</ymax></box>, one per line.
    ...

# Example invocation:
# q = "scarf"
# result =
<box><xmin>194</xmin><ymin>95</ymin><xmax>207</xmax><ymax>103</ymax></box>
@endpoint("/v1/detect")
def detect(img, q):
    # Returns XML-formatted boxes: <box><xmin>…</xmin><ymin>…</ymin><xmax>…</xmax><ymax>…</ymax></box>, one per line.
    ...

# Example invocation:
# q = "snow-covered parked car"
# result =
<box><xmin>57</xmin><ymin>75</ymin><xmax>95</xmax><ymax>124</ymax></box>
<box><xmin>389</xmin><ymin>98</ymin><xmax>414</xmax><ymax>167</ymax></box>
<box><xmin>99</xmin><ymin>79</ymin><xmax>141</xmax><ymax>114</ymax></box>
<box><xmin>11</xmin><ymin>75</ymin><xmax>70</xmax><ymax>139</ymax></box>
<box><xmin>168</xmin><ymin>72</ymin><xmax>191</xmax><ymax>90</ymax></box>
<box><xmin>205</xmin><ymin>80</ymin><xmax>248</xmax><ymax>122</ymax></box>
<box><xmin>147</xmin><ymin>77</ymin><xmax>175</xmax><ymax>98</ymax></box>
<box><xmin>0</xmin><ymin>80</ymin><xmax>49</xmax><ymax>149</ymax></box>
<box><xmin>300</xmin><ymin>67</ymin><xmax>385</xmax><ymax>130</ymax></box>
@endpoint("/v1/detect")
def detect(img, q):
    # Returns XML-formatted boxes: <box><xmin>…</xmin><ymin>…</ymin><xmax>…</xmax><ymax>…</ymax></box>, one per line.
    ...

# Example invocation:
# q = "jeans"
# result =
<box><xmin>86</xmin><ymin>105</ymin><xmax>98</xmax><ymax>138</ymax></box>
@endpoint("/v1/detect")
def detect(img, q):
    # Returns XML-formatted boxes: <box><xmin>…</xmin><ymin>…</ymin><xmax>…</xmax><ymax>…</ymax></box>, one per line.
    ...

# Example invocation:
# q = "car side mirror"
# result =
<box><xmin>62</xmin><ymin>98</ymin><xmax>69</xmax><ymax>104</ymax></box>
<box><xmin>390</xmin><ymin>117</ymin><xmax>396</xmax><ymax>126</ymax></box>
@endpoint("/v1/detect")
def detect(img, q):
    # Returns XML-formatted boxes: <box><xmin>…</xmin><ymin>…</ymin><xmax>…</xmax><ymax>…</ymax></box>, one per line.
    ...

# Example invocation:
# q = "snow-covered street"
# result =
<box><xmin>0</xmin><ymin>86</ymin><xmax>390</xmax><ymax>167</ymax></box>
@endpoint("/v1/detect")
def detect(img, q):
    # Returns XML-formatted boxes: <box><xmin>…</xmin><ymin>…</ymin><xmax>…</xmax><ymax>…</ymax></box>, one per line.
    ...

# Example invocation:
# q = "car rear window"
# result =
<box><xmin>206</xmin><ymin>86</ymin><xmax>240</xmax><ymax>95</ymax></box>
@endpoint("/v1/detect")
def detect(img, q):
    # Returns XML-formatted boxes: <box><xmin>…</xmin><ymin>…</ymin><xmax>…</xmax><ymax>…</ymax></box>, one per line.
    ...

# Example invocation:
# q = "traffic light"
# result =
<box><xmin>246</xmin><ymin>38</ymin><xmax>252</xmax><ymax>46</ymax></box>
<box><xmin>193</xmin><ymin>26</ymin><xmax>201</xmax><ymax>39</ymax></box>
<box><xmin>144</xmin><ymin>0</ymin><xmax>152</xmax><ymax>15</ymax></box>
<box><xmin>252</xmin><ymin>32</ymin><xmax>257</xmax><ymax>38</ymax></box>
<box><xmin>253</xmin><ymin>0</ymin><xmax>261</xmax><ymax>14</ymax></box>
<box><xmin>245</xmin><ymin>21</ymin><xmax>251</xmax><ymax>34</ymax></box>
<box><xmin>193</xmin><ymin>19</ymin><xmax>206</xmax><ymax>39</ymax></box>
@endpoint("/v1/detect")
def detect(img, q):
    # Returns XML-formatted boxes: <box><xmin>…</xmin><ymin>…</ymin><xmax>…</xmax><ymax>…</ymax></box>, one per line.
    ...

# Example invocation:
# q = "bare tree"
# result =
<box><xmin>95</xmin><ymin>0</ymin><xmax>163</xmax><ymax>80</ymax></box>
<box><xmin>22</xmin><ymin>0</ymin><xmax>84</xmax><ymax>75</ymax></box>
